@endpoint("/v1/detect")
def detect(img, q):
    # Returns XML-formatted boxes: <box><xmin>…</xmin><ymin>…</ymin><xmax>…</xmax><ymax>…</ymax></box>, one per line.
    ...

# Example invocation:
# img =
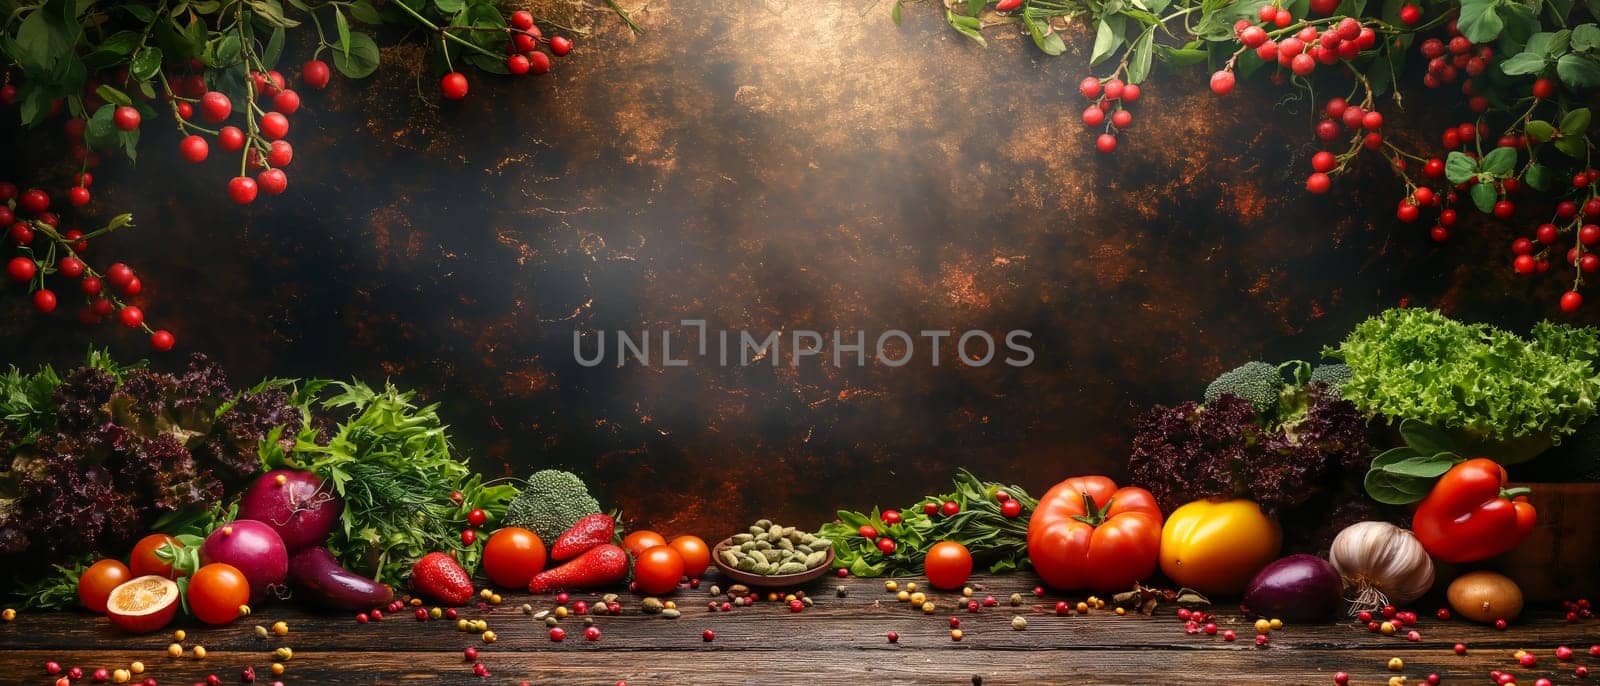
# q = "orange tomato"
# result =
<box><xmin>632</xmin><ymin>545</ymin><xmax>685</xmax><ymax>595</ymax></box>
<box><xmin>622</xmin><ymin>530</ymin><xmax>666</xmax><ymax>557</ymax></box>
<box><xmin>78</xmin><ymin>559</ymin><xmax>132</xmax><ymax>613</ymax></box>
<box><xmin>129</xmin><ymin>534</ymin><xmax>182</xmax><ymax>579</ymax></box>
<box><xmin>668</xmin><ymin>536</ymin><xmax>711</xmax><ymax>578</ymax></box>
<box><xmin>188</xmin><ymin>563</ymin><xmax>251</xmax><ymax>625</ymax></box>
<box><xmin>483</xmin><ymin>527</ymin><xmax>547</xmax><ymax>588</ymax></box>
<box><xmin>923</xmin><ymin>541</ymin><xmax>973</xmax><ymax>590</ymax></box>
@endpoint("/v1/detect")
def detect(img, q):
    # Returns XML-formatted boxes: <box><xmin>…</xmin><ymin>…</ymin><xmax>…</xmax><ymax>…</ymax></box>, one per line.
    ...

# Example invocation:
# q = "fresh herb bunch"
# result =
<box><xmin>1327</xmin><ymin>308</ymin><xmax>1600</xmax><ymax>459</ymax></box>
<box><xmin>819</xmin><ymin>471</ymin><xmax>1037</xmax><ymax>578</ymax></box>
<box><xmin>260</xmin><ymin>380</ymin><xmax>517</xmax><ymax>585</ymax></box>
<box><xmin>0</xmin><ymin>352</ymin><xmax>299</xmax><ymax>585</ymax></box>
<box><xmin>1364</xmin><ymin>419</ymin><xmax>1468</xmax><ymax>504</ymax></box>
<box><xmin>919</xmin><ymin>0</ymin><xmax>1600</xmax><ymax>314</ymax></box>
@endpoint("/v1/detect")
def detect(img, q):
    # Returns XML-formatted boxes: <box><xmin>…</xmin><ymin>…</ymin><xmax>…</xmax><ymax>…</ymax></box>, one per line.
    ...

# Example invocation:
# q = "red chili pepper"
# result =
<box><xmin>995</xmin><ymin>0</ymin><xmax>1023</xmax><ymax>9</ymax></box>
<box><xmin>1412</xmin><ymin>458</ymin><xmax>1535</xmax><ymax>564</ymax></box>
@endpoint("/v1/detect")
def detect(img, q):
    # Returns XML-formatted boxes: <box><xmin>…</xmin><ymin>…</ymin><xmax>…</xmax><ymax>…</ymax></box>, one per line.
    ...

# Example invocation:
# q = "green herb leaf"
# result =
<box><xmin>1444</xmin><ymin>151</ymin><xmax>1479</xmax><ymax>185</ymax></box>
<box><xmin>1127</xmin><ymin>29</ymin><xmax>1155</xmax><ymax>83</ymax></box>
<box><xmin>1575</xmin><ymin>23</ymin><xmax>1600</xmax><ymax>52</ymax></box>
<box><xmin>1500</xmin><ymin>51</ymin><xmax>1550</xmax><ymax>75</ymax></box>
<box><xmin>1480</xmin><ymin>146</ymin><xmax>1518</xmax><ymax>175</ymax></box>
<box><xmin>331</xmin><ymin>31</ymin><xmax>380</xmax><ymax>78</ymax></box>
<box><xmin>1558</xmin><ymin>54</ymin><xmax>1600</xmax><ymax>88</ymax></box>
<box><xmin>1470</xmin><ymin>182</ymin><xmax>1499</xmax><ymax>213</ymax></box>
<box><xmin>1091</xmin><ymin>16</ymin><xmax>1123</xmax><ymax>65</ymax></box>
<box><xmin>1526</xmin><ymin>119</ymin><xmax>1557</xmax><ymax>143</ymax></box>
<box><xmin>1458</xmin><ymin>0</ymin><xmax>1506</xmax><ymax>45</ymax></box>
<box><xmin>1561</xmin><ymin>107</ymin><xmax>1592</xmax><ymax>135</ymax></box>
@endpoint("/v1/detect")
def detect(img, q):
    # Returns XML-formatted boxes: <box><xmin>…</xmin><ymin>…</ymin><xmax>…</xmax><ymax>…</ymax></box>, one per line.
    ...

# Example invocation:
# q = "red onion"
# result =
<box><xmin>1241</xmin><ymin>554</ymin><xmax>1344</xmax><ymax>622</ymax></box>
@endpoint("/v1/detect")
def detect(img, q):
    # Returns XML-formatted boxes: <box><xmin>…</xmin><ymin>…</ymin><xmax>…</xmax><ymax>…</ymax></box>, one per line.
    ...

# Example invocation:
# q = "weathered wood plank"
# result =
<box><xmin>1</xmin><ymin>647</ymin><xmax>1594</xmax><ymax>686</ymax></box>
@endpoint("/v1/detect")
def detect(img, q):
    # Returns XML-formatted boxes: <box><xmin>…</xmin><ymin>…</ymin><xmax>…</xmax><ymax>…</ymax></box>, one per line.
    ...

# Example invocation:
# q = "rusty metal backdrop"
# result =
<box><xmin>2</xmin><ymin>0</ymin><xmax>1591</xmax><ymax>536</ymax></box>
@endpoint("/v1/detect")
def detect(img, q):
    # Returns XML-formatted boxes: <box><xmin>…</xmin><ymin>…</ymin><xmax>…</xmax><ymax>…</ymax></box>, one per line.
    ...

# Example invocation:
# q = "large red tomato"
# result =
<box><xmin>1027</xmin><ymin>476</ymin><xmax>1163</xmax><ymax>593</ymax></box>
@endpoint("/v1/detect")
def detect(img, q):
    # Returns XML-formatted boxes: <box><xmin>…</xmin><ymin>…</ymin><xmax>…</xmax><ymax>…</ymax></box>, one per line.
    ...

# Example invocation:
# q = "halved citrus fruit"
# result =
<box><xmin>105</xmin><ymin>575</ymin><xmax>180</xmax><ymax>633</ymax></box>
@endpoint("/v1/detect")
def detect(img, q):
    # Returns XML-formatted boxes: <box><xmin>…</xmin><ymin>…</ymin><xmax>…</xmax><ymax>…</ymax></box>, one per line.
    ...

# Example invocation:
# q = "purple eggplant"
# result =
<box><xmin>287</xmin><ymin>546</ymin><xmax>394</xmax><ymax>610</ymax></box>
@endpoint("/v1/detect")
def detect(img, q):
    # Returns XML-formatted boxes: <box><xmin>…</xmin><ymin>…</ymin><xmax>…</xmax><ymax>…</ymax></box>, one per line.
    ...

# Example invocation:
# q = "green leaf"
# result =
<box><xmin>130</xmin><ymin>47</ymin><xmax>163</xmax><ymax>81</ymax></box>
<box><xmin>435</xmin><ymin>0</ymin><xmax>467</xmax><ymax>10</ymax></box>
<box><xmin>1526</xmin><ymin>120</ymin><xmax>1557</xmax><ymax>143</ymax></box>
<box><xmin>249</xmin><ymin>0</ymin><xmax>300</xmax><ymax>27</ymax></box>
<box><xmin>335</xmin><ymin>7</ymin><xmax>352</xmax><ymax>59</ymax></box>
<box><xmin>1578</xmin><ymin>24</ymin><xmax>1600</xmax><ymax>52</ymax></box>
<box><xmin>15</xmin><ymin>6</ymin><xmax>77</xmax><ymax>73</ymax></box>
<box><xmin>1555</xmin><ymin>134</ymin><xmax>1589</xmax><ymax>157</ymax></box>
<box><xmin>1445</xmin><ymin>151</ymin><xmax>1479</xmax><ymax>185</ymax></box>
<box><xmin>1481</xmin><ymin>146</ymin><xmax>1518</xmax><ymax>175</ymax></box>
<box><xmin>85</xmin><ymin>104</ymin><xmax>118</xmax><ymax>152</ymax></box>
<box><xmin>125</xmin><ymin>4</ymin><xmax>156</xmax><ymax>22</ymax></box>
<box><xmin>1399</xmin><ymin>420</ymin><xmax>1460</xmax><ymax>458</ymax></box>
<box><xmin>97</xmin><ymin>31</ymin><xmax>144</xmax><ymax>57</ymax></box>
<box><xmin>1470</xmin><ymin>182</ymin><xmax>1499</xmax><ymax>213</ymax></box>
<box><xmin>1091</xmin><ymin>16</ymin><xmax>1123</xmax><ymax>65</ymax></box>
<box><xmin>1558</xmin><ymin>54</ymin><xmax>1600</xmax><ymax>88</ymax></box>
<box><xmin>1381</xmin><ymin>455</ymin><xmax>1460</xmax><ymax>478</ymax></box>
<box><xmin>17</xmin><ymin>87</ymin><xmax>50</xmax><ymax>126</ymax></box>
<box><xmin>1126</xmin><ymin>29</ymin><xmax>1155</xmax><ymax>83</ymax></box>
<box><xmin>1562</xmin><ymin>107</ymin><xmax>1592</xmax><ymax>135</ymax></box>
<box><xmin>1526</xmin><ymin>29</ymin><xmax>1572</xmax><ymax>55</ymax></box>
<box><xmin>1458</xmin><ymin>0</ymin><xmax>1506</xmax><ymax>45</ymax></box>
<box><xmin>1500</xmin><ymin>51</ymin><xmax>1549</xmax><ymax>75</ymax></box>
<box><xmin>95</xmin><ymin>85</ymin><xmax>133</xmax><ymax>107</ymax></box>
<box><xmin>945</xmin><ymin>10</ymin><xmax>987</xmax><ymax>46</ymax></box>
<box><xmin>1526</xmin><ymin>163</ymin><xmax>1555</xmax><ymax>190</ymax></box>
<box><xmin>210</xmin><ymin>34</ymin><xmax>242</xmax><ymax>67</ymax></box>
<box><xmin>1364</xmin><ymin>468</ymin><xmax>1432</xmax><ymax>505</ymax></box>
<box><xmin>1160</xmin><ymin>46</ymin><xmax>1209</xmax><ymax>66</ymax></box>
<box><xmin>349</xmin><ymin>0</ymin><xmax>384</xmax><ymax>23</ymax></box>
<box><xmin>891</xmin><ymin>0</ymin><xmax>902</xmax><ymax>25</ymax></box>
<box><xmin>330</xmin><ymin>31</ymin><xmax>381</xmax><ymax>78</ymax></box>
<box><xmin>1025</xmin><ymin>16</ymin><xmax>1065</xmax><ymax>55</ymax></box>
<box><xmin>264</xmin><ymin>26</ymin><xmax>285</xmax><ymax>69</ymax></box>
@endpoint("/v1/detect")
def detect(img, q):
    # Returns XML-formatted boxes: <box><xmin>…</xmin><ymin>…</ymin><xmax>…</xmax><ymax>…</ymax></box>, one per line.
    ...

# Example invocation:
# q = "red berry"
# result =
<box><xmin>273</xmin><ymin>89</ymin><xmax>301</xmax><ymax>115</ymax></box>
<box><xmin>176</xmin><ymin>101</ymin><xmax>194</xmax><ymax>120</ymax></box>
<box><xmin>461</xmin><ymin>528</ymin><xmax>477</xmax><ymax>545</ymax></box>
<box><xmin>513</xmin><ymin>32</ymin><xmax>538</xmax><ymax>53</ymax></box>
<box><xmin>1312</xmin><ymin>151</ymin><xmax>1337</xmax><ymax>172</ymax></box>
<box><xmin>31</xmin><ymin>289</ymin><xmax>56</xmax><ymax>313</ymax></box>
<box><xmin>511</xmin><ymin>10</ymin><xmax>535</xmax><ymax>29</ymax></box>
<box><xmin>1095</xmin><ymin>133</ymin><xmax>1117</xmax><ymax>153</ymax></box>
<box><xmin>200</xmin><ymin>91</ymin><xmax>232</xmax><ymax>123</ymax></box>
<box><xmin>302</xmin><ymin>60</ymin><xmax>331</xmax><ymax>89</ymax></box>
<box><xmin>1121</xmin><ymin>84</ymin><xmax>1142</xmax><ymax>102</ymax></box>
<box><xmin>1240</xmin><ymin>26</ymin><xmax>1268</xmax><ymax>48</ymax></box>
<box><xmin>268</xmin><ymin>140</ymin><xmax>293</xmax><ymax>167</ymax></box>
<box><xmin>1563</xmin><ymin>291</ymin><xmax>1585</xmax><ymax>312</ymax></box>
<box><xmin>113</xmin><ymin>106</ymin><xmax>141</xmax><ymax>131</ymax></box>
<box><xmin>58</xmin><ymin>257</ymin><xmax>84</xmax><ymax>278</ymax></box>
<box><xmin>1397</xmin><ymin>202</ymin><xmax>1419</xmax><ymax>223</ymax></box>
<box><xmin>1514</xmin><ymin>238</ymin><xmax>1535</xmax><ymax>255</ymax></box>
<box><xmin>1274</xmin><ymin>9</ymin><xmax>1291</xmax><ymax>25</ymax></box>
<box><xmin>1256</xmin><ymin>41</ymin><xmax>1279</xmax><ymax>61</ymax></box>
<box><xmin>1306</xmin><ymin>172</ymin><xmax>1332</xmax><ymax>194</ymax></box>
<box><xmin>1581</xmin><ymin>224</ymin><xmax>1600</xmax><ymax>245</ymax></box>
<box><xmin>19</xmin><ymin>189</ymin><xmax>49</xmax><ymax>214</ymax></box>
<box><xmin>105</xmin><ymin>263</ymin><xmax>134</xmax><ymax>288</ymax></box>
<box><xmin>1422</xmin><ymin>158</ymin><xmax>1444</xmax><ymax>177</ymax></box>
<box><xmin>1399</xmin><ymin>4</ymin><xmax>1421</xmax><ymax>24</ymax></box>
<box><xmin>551</xmin><ymin>36</ymin><xmax>573</xmax><ymax>56</ymax></box>
<box><xmin>1291</xmin><ymin>53</ymin><xmax>1315</xmax><ymax>75</ymax></box>
<box><xmin>507</xmin><ymin>54</ymin><xmax>531</xmax><ymax>75</ymax></box>
<box><xmin>122</xmin><ymin>277</ymin><xmax>142</xmax><ymax>296</ymax></box>
<box><xmin>1309</xmin><ymin>0</ymin><xmax>1337</xmax><ymax>15</ymax></box>
<box><xmin>1537</xmin><ymin>223</ymin><xmax>1560</xmax><ymax>243</ymax></box>
<box><xmin>1316</xmin><ymin>119</ymin><xmax>1341</xmax><ymax>141</ymax></box>
<box><xmin>1363</xmin><ymin>132</ymin><xmax>1383</xmax><ymax>149</ymax></box>
<box><xmin>1362</xmin><ymin>110</ymin><xmax>1383</xmax><ymax>130</ymax></box>
<box><xmin>258</xmin><ymin>169</ymin><xmax>288</xmax><ymax>196</ymax></box>
<box><xmin>441</xmin><ymin>73</ymin><xmax>469</xmax><ymax>100</ymax></box>
<box><xmin>179</xmin><ymin>135</ymin><xmax>209</xmax><ymax>163</ymax></box>
<box><xmin>1103</xmin><ymin>79</ymin><xmax>1125</xmax><ymax>100</ymax></box>
<box><xmin>1324</xmin><ymin>97</ymin><xmax>1348</xmax><ymax>118</ymax></box>
<box><xmin>118</xmin><ymin>305</ymin><xmax>144</xmax><ymax>328</ymax></box>
<box><xmin>1209</xmin><ymin>70</ymin><xmax>1236</xmax><ymax>95</ymax></box>
<box><xmin>702</xmin><ymin>629</ymin><xmax>715</xmax><ymax>642</ymax></box>
<box><xmin>1494</xmin><ymin>199</ymin><xmax>1515</xmax><ymax>218</ymax></box>
<box><xmin>5</xmin><ymin>255</ymin><xmax>35</xmax><ymax>281</ymax></box>
<box><xmin>876</xmin><ymin>537</ymin><xmax>897</xmax><ymax>554</ymax></box>
<box><xmin>529</xmin><ymin>51</ymin><xmax>553</xmax><ymax>74</ymax></box>
<box><xmin>1514</xmin><ymin>254</ymin><xmax>1537</xmax><ymax>274</ymax></box>
<box><xmin>1336</xmin><ymin>17</ymin><xmax>1360</xmax><ymax>40</ymax></box>
<box><xmin>1079</xmin><ymin>77</ymin><xmax>1101</xmax><ymax>98</ymax></box>
<box><xmin>259</xmin><ymin>112</ymin><xmax>289</xmax><ymax>140</ymax></box>
<box><xmin>1083</xmin><ymin>106</ymin><xmax>1105</xmax><ymax>127</ymax></box>
<box><xmin>1430</xmin><ymin>226</ymin><xmax>1449</xmax><ymax>242</ymax></box>
<box><xmin>1111</xmin><ymin>109</ymin><xmax>1132</xmax><ymax>128</ymax></box>
<box><xmin>67</xmin><ymin>187</ymin><xmax>90</xmax><ymax>207</ymax></box>
<box><xmin>8</xmin><ymin>221</ymin><xmax>30</xmax><ymax>245</ymax></box>
<box><xmin>218</xmin><ymin>126</ymin><xmax>245</xmax><ymax>152</ymax></box>
<box><xmin>1412</xmin><ymin>187</ymin><xmax>1435</xmax><ymax>206</ymax></box>
<box><xmin>228</xmin><ymin>176</ymin><xmax>258</xmax><ymax>205</ymax></box>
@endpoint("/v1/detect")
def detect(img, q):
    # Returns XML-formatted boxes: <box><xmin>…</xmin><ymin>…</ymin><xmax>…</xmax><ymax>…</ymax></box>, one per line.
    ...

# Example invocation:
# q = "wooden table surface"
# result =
<box><xmin>3</xmin><ymin>573</ymin><xmax>1597</xmax><ymax>685</ymax></box>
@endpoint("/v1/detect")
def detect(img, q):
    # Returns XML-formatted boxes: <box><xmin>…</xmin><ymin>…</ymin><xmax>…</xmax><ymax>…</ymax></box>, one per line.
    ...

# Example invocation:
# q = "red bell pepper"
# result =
<box><xmin>1412</xmin><ymin>458</ymin><xmax>1536</xmax><ymax>564</ymax></box>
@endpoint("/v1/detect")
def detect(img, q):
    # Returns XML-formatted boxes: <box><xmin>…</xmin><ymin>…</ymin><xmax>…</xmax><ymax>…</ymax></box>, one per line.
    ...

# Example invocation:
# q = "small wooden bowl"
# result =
<box><xmin>711</xmin><ymin>537</ymin><xmax>835</xmax><ymax>588</ymax></box>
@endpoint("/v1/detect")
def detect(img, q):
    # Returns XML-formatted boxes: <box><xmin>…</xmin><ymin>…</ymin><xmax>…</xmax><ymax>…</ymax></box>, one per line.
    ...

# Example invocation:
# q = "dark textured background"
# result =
<box><xmin>2</xmin><ymin>0</ymin><xmax>1593</xmax><ymax>537</ymax></box>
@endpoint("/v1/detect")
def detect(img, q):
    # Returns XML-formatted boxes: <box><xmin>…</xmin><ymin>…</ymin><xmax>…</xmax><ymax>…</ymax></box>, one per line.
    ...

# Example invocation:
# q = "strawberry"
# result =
<box><xmin>551</xmin><ymin>513</ymin><xmax>615</xmax><ymax>561</ymax></box>
<box><xmin>411</xmin><ymin>552</ymin><xmax>474</xmax><ymax>606</ymax></box>
<box><xmin>529</xmin><ymin>544</ymin><xmax>628</xmax><ymax>593</ymax></box>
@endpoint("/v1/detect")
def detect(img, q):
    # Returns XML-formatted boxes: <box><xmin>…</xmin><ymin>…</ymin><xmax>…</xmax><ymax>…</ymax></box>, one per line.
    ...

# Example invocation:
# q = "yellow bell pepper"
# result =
<box><xmin>1159</xmin><ymin>499</ymin><xmax>1282</xmax><ymax>596</ymax></box>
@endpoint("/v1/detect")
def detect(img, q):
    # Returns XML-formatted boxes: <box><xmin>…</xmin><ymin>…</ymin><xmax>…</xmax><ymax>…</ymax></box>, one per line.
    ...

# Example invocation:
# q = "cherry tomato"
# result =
<box><xmin>940</xmin><ymin>501</ymin><xmax>960</xmax><ymax>516</ymax></box>
<box><xmin>633</xmin><ymin>545</ymin><xmax>685</xmax><ymax>595</ymax></box>
<box><xmin>857</xmin><ymin>525</ymin><xmax>879</xmax><ymax>540</ymax></box>
<box><xmin>623</xmin><ymin>530</ymin><xmax>667</xmax><ymax>557</ymax></box>
<box><xmin>188</xmin><ymin>563</ymin><xmax>251</xmax><ymax>625</ymax></box>
<box><xmin>467</xmin><ymin>509</ymin><xmax>488</xmax><ymax>527</ymax></box>
<box><xmin>876</xmin><ymin>537</ymin><xmax>897</xmax><ymax>554</ymax></box>
<box><xmin>460</xmin><ymin>529</ymin><xmax>478</xmax><ymax>545</ymax></box>
<box><xmin>129</xmin><ymin>534</ymin><xmax>182</xmax><ymax>579</ymax></box>
<box><xmin>668</xmin><ymin>536</ymin><xmax>711</xmax><ymax>578</ymax></box>
<box><xmin>882</xmin><ymin>509</ymin><xmax>902</xmax><ymax>525</ymax></box>
<box><xmin>922</xmin><ymin>503</ymin><xmax>938</xmax><ymax>515</ymax></box>
<box><xmin>923</xmin><ymin>541</ymin><xmax>973</xmax><ymax>590</ymax></box>
<box><xmin>1001</xmin><ymin>500</ymin><xmax>1023</xmax><ymax>518</ymax></box>
<box><xmin>483</xmin><ymin>527</ymin><xmax>547</xmax><ymax>588</ymax></box>
<box><xmin>78</xmin><ymin>559</ymin><xmax>132</xmax><ymax>613</ymax></box>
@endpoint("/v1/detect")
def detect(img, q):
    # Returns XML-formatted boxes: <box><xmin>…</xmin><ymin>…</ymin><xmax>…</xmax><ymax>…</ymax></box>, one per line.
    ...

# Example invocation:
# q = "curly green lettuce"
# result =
<box><xmin>1326</xmin><ymin>308</ymin><xmax>1600</xmax><ymax>445</ymax></box>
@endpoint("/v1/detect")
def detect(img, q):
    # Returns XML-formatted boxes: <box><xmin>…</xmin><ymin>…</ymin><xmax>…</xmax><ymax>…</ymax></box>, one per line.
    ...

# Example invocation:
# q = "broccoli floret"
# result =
<box><xmin>1309</xmin><ymin>363</ymin><xmax>1353</xmax><ymax>395</ymax></box>
<box><xmin>503</xmin><ymin>469</ymin><xmax>601</xmax><ymax>544</ymax></box>
<box><xmin>1203</xmin><ymin>361</ymin><xmax>1285</xmax><ymax>415</ymax></box>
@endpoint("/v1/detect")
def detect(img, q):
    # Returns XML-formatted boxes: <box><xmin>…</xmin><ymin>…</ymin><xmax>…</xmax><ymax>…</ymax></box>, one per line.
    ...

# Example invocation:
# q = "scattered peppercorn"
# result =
<box><xmin>950</xmin><ymin>629</ymin><xmax>964</xmax><ymax>641</ymax></box>
<box><xmin>1388</xmin><ymin>657</ymin><xmax>1404</xmax><ymax>672</ymax></box>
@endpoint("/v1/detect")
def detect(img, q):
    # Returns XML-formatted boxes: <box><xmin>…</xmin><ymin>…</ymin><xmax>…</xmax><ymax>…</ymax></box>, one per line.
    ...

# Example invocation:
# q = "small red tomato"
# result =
<box><xmin>1000</xmin><ymin>499</ymin><xmax>1022</xmax><ymax>518</ymax></box>
<box><xmin>881</xmin><ymin>509</ymin><xmax>902</xmax><ymax>525</ymax></box>
<box><xmin>467</xmin><ymin>509</ymin><xmax>488</xmax><ymax>527</ymax></box>
<box><xmin>461</xmin><ymin>529</ymin><xmax>478</xmax><ymax>545</ymax></box>
<box><xmin>876</xmin><ymin>537</ymin><xmax>897</xmax><ymax>554</ymax></box>
<box><xmin>922</xmin><ymin>503</ymin><xmax>938</xmax><ymax>515</ymax></box>
<box><xmin>940</xmin><ymin>501</ymin><xmax>960</xmax><ymax>517</ymax></box>
<box><xmin>857</xmin><ymin>525</ymin><xmax>878</xmax><ymax>540</ymax></box>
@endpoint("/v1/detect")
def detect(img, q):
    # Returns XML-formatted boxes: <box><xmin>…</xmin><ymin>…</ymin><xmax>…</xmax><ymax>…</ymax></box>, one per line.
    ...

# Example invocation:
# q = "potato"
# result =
<box><xmin>1447</xmin><ymin>571</ymin><xmax>1523</xmax><ymax>624</ymax></box>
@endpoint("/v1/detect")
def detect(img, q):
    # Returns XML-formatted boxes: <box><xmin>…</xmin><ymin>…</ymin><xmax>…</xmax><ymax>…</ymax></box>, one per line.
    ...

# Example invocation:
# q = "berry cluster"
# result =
<box><xmin>440</xmin><ymin>11</ymin><xmax>573</xmax><ymax>100</ymax></box>
<box><xmin>1078</xmin><ymin>76</ymin><xmax>1143</xmax><ymax>154</ymax></box>
<box><xmin>1419</xmin><ymin>22</ymin><xmax>1490</xmax><ymax>92</ymax></box>
<box><xmin>157</xmin><ymin>62</ymin><xmax>311</xmax><ymax>205</ymax></box>
<box><xmin>1512</xmin><ymin>191</ymin><xmax>1600</xmax><ymax>313</ymax></box>
<box><xmin>1</xmin><ymin>183</ymin><xmax>174</xmax><ymax>351</ymax></box>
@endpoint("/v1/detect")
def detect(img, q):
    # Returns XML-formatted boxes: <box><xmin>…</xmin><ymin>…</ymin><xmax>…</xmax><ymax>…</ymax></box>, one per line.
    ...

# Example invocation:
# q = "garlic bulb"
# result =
<box><xmin>1329</xmin><ymin>521</ymin><xmax>1435</xmax><ymax>612</ymax></box>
